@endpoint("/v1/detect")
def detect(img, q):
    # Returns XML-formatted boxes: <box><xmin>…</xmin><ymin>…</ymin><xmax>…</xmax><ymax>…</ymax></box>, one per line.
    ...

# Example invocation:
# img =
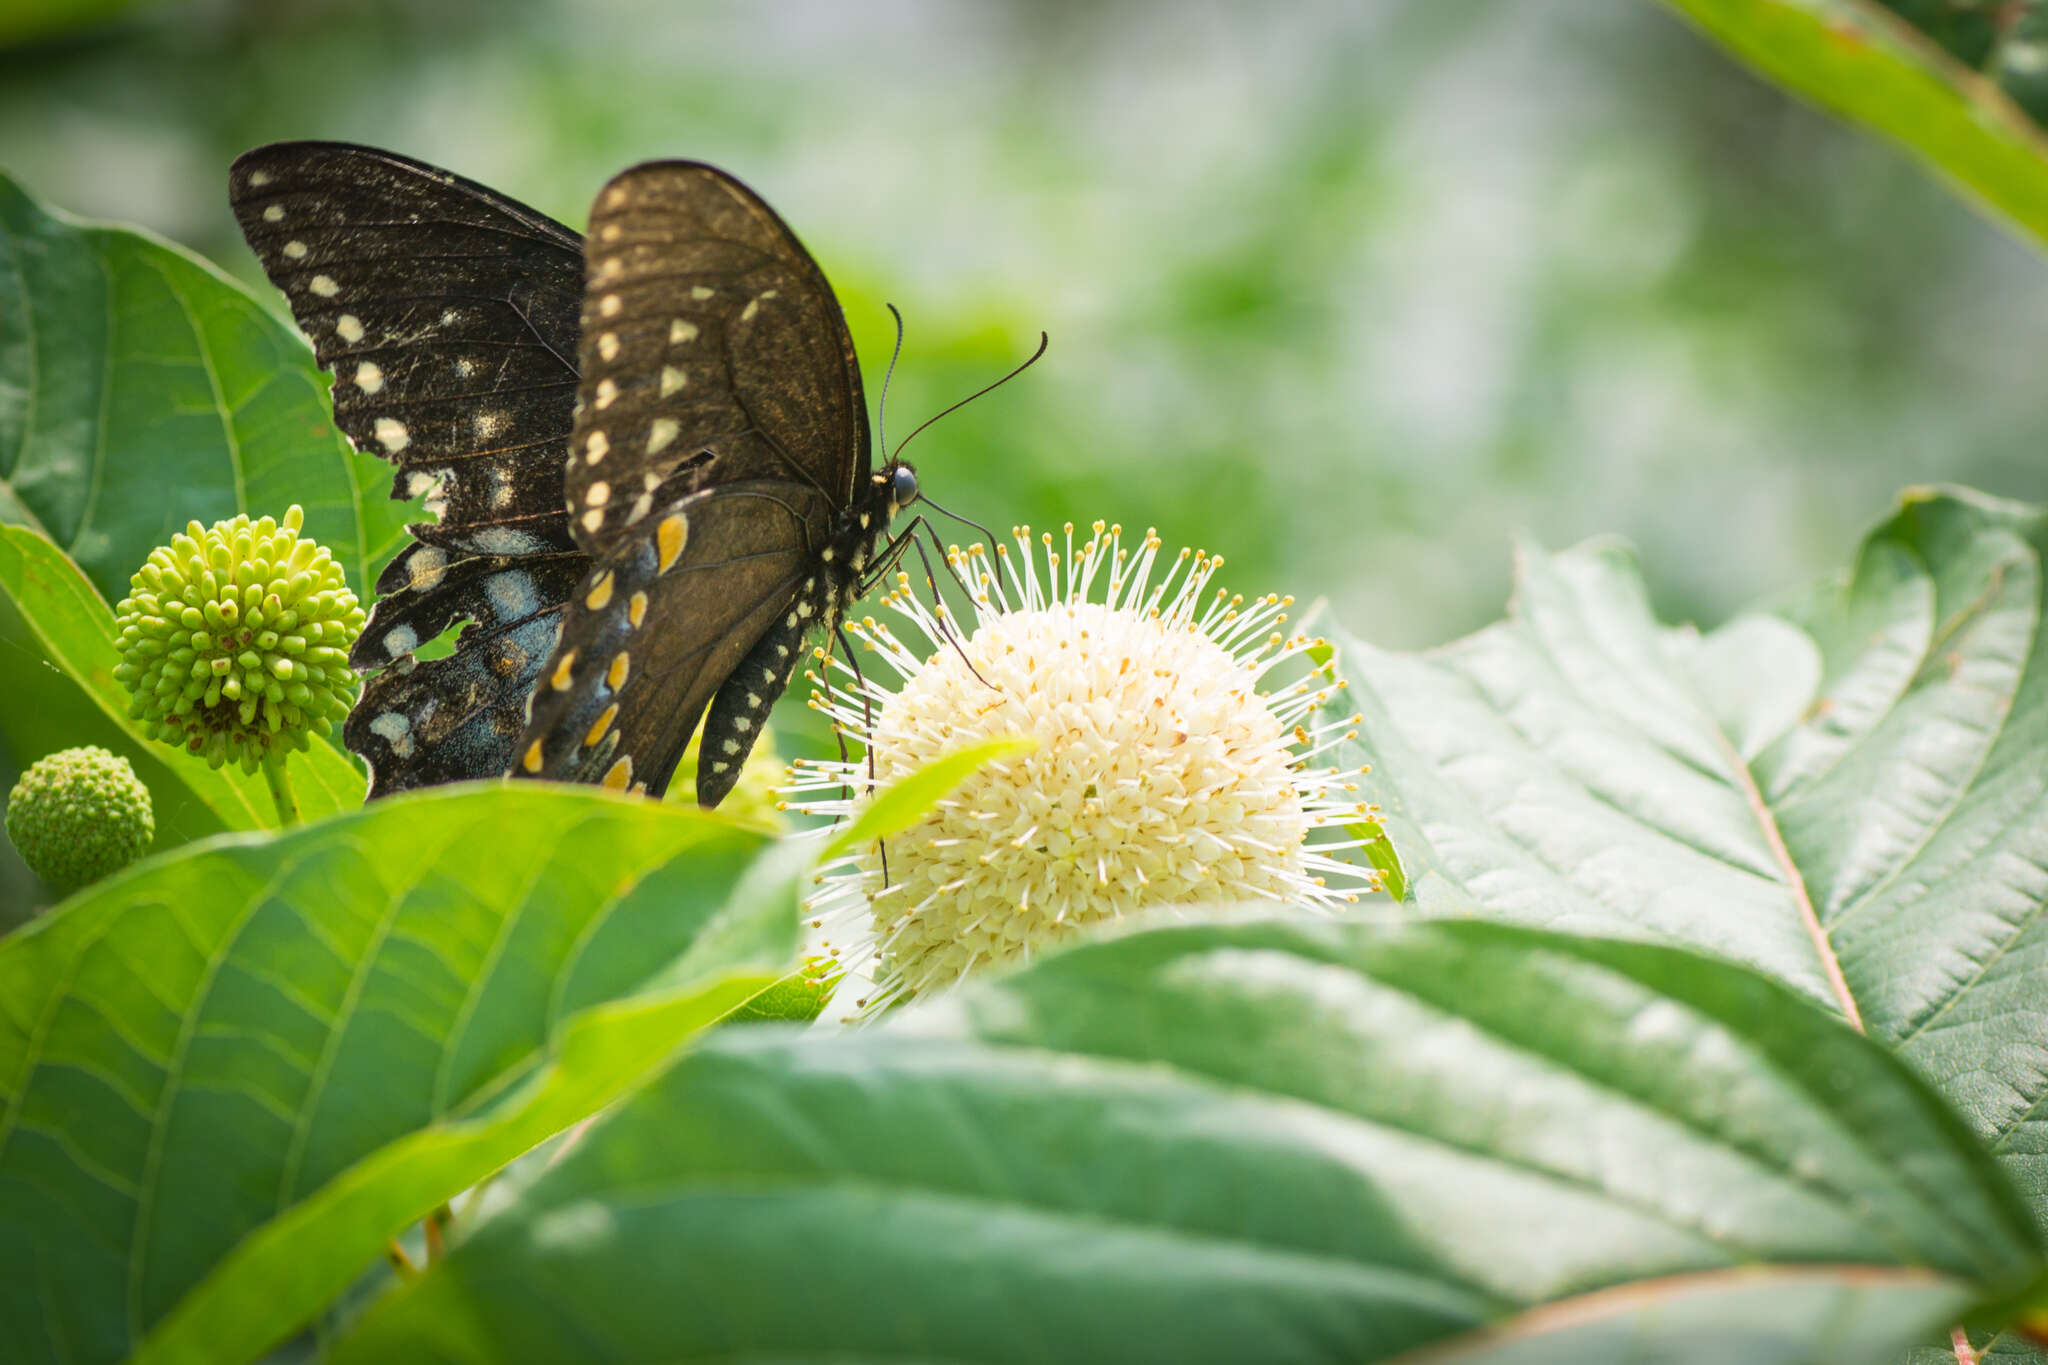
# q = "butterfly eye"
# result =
<box><xmin>891</xmin><ymin>465</ymin><xmax>919</xmax><ymax>506</ymax></box>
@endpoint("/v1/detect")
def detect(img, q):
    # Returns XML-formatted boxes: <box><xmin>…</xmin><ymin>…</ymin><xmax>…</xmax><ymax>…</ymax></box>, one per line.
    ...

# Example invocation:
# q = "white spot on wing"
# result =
<box><xmin>587</xmin><ymin>481</ymin><xmax>610</xmax><ymax>506</ymax></box>
<box><xmin>408</xmin><ymin>547</ymin><xmax>447</xmax><ymax>590</ymax></box>
<box><xmin>368</xmin><ymin>711</ymin><xmax>414</xmax><ymax>758</ymax></box>
<box><xmin>355</xmin><ymin>361</ymin><xmax>384</xmax><ymax>395</ymax></box>
<box><xmin>336</xmin><ymin>314</ymin><xmax>365</xmax><ymax>344</ymax></box>
<box><xmin>690</xmin><ymin>285</ymin><xmax>714</xmax><ymax>300</ymax></box>
<box><xmin>598</xmin><ymin>332</ymin><xmax>619</xmax><ymax>362</ymax></box>
<box><xmin>585</xmin><ymin>430</ymin><xmax>609</xmax><ymax>464</ymax></box>
<box><xmin>283</xmin><ymin>240</ymin><xmax>308</xmax><ymax>260</ymax></box>
<box><xmin>646</xmin><ymin>417</ymin><xmax>678</xmax><ymax>455</ymax></box>
<box><xmin>248</xmin><ymin>170</ymin><xmax>272</xmax><ymax>187</ymax></box>
<box><xmin>310</xmin><ymin>275</ymin><xmax>339</xmax><ymax>297</ymax></box>
<box><xmin>595</xmin><ymin>379</ymin><xmax>618</xmax><ymax>409</ymax></box>
<box><xmin>659</xmin><ymin>366</ymin><xmax>686</xmax><ymax>397</ymax></box>
<box><xmin>262</xmin><ymin>205</ymin><xmax>284</xmax><ymax>223</ymax></box>
<box><xmin>472</xmin><ymin>527</ymin><xmax>540</xmax><ymax>555</ymax></box>
<box><xmin>669</xmin><ymin>319</ymin><xmax>698</xmax><ymax>344</ymax></box>
<box><xmin>385</xmin><ymin>625</ymin><xmax>418</xmax><ymax>658</ymax></box>
<box><xmin>485</xmin><ymin>570</ymin><xmax>539</xmax><ymax>621</ymax></box>
<box><xmin>375</xmin><ymin>418</ymin><xmax>410</xmax><ymax>453</ymax></box>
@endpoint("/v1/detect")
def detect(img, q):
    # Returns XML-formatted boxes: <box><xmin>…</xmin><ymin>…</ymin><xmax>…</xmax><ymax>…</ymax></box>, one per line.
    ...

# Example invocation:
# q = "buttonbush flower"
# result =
<box><xmin>112</xmin><ymin>505</ymin><xmax>365</xmax><ymax>821</ymax></box>
<box><xmin>5</xmin><ymin>746</ymin><xmax>154</xmax><ymax>893</ymax></box>
<box><xmin>785</xmin><ymin>522</ymin><xmax>1381</xmax><ymax>1015</ymax></box>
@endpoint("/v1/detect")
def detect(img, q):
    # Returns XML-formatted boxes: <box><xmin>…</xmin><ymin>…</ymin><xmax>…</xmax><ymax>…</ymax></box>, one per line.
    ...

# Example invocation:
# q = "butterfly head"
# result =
<box><xmin>880</xmin><ymin>461</ymin><xmax>920</xmax><ymax>519</ymax></box>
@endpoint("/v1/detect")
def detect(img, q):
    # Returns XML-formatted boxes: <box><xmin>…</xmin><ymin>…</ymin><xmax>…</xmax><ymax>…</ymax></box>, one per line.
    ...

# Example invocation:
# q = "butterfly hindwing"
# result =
<box><xmin>229</xmin><ymin>142</ymin><xmax>595</xmax><ymax>796</ymax></box>
<box><xmin>516</xmin><ymin>161</ymin><xmax>874</xmax><ymax>799</ymax></box>
<box><xmin>516</xmin><ymin>482</ymin><xmax>829</xmax><ymax>795</ymax></box>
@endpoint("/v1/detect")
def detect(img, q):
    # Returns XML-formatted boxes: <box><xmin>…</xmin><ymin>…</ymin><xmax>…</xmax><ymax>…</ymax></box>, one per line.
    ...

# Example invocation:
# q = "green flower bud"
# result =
<box><xmin>112</xmin><ymin>506</ymin><xmax>366</xmax><ymax>774</ymax></box>
<box><xmin>5</xmin><ymin>747</ymin><xmax>155</xmax><ymax>893</ymax></box>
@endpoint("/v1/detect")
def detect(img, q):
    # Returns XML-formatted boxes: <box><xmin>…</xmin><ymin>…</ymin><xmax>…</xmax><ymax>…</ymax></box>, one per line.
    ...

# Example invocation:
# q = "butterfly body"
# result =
<box><xmin>230</xmin><ymin>143</ymin><xmax>911</xmax><ymax>806</ymax></box>
<box><xmin>690</xmin><ymin>464</ymin><xmax>915</xmax><ymax>806</ymax></box>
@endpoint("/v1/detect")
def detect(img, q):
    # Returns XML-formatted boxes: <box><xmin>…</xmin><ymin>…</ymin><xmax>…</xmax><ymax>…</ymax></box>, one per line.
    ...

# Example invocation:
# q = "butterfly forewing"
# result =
<box><xmin>562</xmin><ymin>160</ymin><xmax>869</xmax><ymax>544</ymax></box>
<box><xmin>515</xmin><ymin>161</ymin><xmax>873</xmax><ymax>798</ymax></box>
<box><xmin>229</xmin><ymin>142</ymin><xmax>595</xmax><ymax>796</ymax></box>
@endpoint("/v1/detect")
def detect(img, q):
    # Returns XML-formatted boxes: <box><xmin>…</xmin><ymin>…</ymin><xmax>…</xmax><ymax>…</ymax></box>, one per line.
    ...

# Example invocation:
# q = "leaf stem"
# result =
<box><xmin>263</xmin><ymin>751</ymin><xmax>299</xmax><ymax>827</ymax></box>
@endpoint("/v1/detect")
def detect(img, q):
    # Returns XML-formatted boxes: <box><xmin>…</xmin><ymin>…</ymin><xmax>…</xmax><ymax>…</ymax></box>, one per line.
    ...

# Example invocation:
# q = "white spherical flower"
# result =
<box><xmin>785</xmin><ymin>522</ymin><xmax>1382</xmax><ymax>1015</ymax></box>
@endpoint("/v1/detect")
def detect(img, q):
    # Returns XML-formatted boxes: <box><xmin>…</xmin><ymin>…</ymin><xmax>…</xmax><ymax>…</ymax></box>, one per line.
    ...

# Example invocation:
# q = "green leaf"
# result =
<box><xmin>1329</xmin><ymin>486</ymin><xmax>2048</xmax><ymax>1223</ymax></box>
<box><xmin>821</xmin><ymin>733</ymin><xmax>1038</xmax><ymax>862</ymax></box>
<box><xmin>333</xmin><ymin>917</ymin><xmax>2042</xmax><ymax>1365</ymax></box>
<box><xmin>0</xmin><ymin>524</ymin><xmax>364</xmax><ymax>833</ymax></box>
<box><xmin>0</xmin><ymin>171</ymin><xmax>411</xmax><ymax>609</ymax></box>
<box><xmin>0</xmin><ymin>783</ymin><xmax>800</xmax><ymax>1365</ymax></box>
<box><xmin>1657</xmin><ymin>0</ymin><xmax>2048</xmax><ymax>249</ymax></box>
<box><xmin>1407</xmin><ymin>1267</ymin><xmax>1979</xmax><ymax>1364</ymax></box>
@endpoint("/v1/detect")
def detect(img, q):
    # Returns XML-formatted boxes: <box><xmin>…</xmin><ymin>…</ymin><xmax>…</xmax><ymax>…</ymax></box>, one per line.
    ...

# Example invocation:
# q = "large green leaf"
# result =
<box><xmin>333</xmin><ymin>917</ymin><xmax>2043</xmax><ymax>1365</ymax></box>
<box><xmin>1406</xmin><ymin>1267</ymin><xmax>1978</xmax><ymax>1364</ymax></box>
<box><xmin>0</xmin><ymin>784</ymin><xmax>801</xmax><ymax>1365</ymax></box>
<box><xmin>0</xmin><ymin>171</ymin><xmax>411</xmax><ymax>608</ymax></box>
<box><xmin>0</xmin><ymin>523</ymin><xmax>364</xmax><ymax>833</ymax></box>
<box><xmin>1657</xmin><ymin>0</ymin><xmax>2048</xmax><ymax>249</ymax></box>
<box><xmin>1332</xmin><ymin>487</ymin><xmax>2048</xmax><ymax>1226</ymax></box>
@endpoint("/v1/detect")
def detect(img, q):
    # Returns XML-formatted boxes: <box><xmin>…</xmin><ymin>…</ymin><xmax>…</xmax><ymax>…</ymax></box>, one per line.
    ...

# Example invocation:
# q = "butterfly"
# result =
<box><xmin>229</xmin><ymin>141</ymin><xmax>932</xmax><ymax>806</ymax></box>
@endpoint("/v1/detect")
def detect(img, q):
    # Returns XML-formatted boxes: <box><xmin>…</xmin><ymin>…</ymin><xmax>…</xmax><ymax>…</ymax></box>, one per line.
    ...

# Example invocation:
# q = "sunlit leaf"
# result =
<box><xmin>1332</xmin><ymin>486</ymin><xmax>2048</xmax><ymax>1226</ymax></box>
<box><xmin>0</xmin><ymin>785</ymin><xmax>800</xmax><ymax>1365</ymax></box>
<box><xmin>1660</xmin><ymin>0</ymin><xmax>2048</xmax><ymax>248</ymax></box>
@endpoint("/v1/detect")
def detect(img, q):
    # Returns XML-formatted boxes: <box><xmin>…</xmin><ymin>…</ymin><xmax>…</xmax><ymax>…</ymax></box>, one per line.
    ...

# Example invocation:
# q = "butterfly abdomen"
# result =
<box><xmin>696</xmin><ymin>479</ymin><xmax>900</xmax><ymax>806</ymax></box>
<box><xmin>696</xmin><ymin>574</ymin><xmax>828</xmax><ymax>807</ymax></box>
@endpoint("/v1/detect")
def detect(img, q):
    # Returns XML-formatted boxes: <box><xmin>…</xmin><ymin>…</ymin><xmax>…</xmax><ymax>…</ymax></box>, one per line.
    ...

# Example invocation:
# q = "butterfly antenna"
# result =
<box><xmin>890</xmin><ymin>331</ymin><xmax>1048</xmax><ymax>463</ymax></box>
<box><xmin>877</xmin><ymin>302</ymin><xmax>907</xmax><ymax>462</ymax></box>
<box><xmin>917</xmin><ymin>493</ymin><xmax>999</xmax><ymax>553</ymax></box>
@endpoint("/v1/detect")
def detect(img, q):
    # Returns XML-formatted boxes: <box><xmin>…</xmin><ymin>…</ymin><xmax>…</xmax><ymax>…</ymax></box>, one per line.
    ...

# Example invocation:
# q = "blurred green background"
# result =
<box><xmin>7</xmin><ymin>0</ymin><xmax>2046</xmax><ymax>651</ymax></box>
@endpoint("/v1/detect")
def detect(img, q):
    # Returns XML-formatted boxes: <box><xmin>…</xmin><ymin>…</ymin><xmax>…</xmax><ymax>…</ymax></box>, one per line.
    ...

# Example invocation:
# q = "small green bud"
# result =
<box><xmin>5</xmin><ymin>747</ymin><xmax>155</xmax><ymax>893</ymax></box>
<box><xmin>112</xmin><ymin>505</ymin><xmax>366</xmax><ymax>771</ymax></box>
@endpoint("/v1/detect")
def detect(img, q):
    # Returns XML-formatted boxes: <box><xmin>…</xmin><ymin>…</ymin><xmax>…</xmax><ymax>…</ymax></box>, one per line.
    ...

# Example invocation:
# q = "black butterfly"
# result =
<box><xmin>229</xmin><ymin>142</ymin><xmax>929</xmax><ymax>806</ymax></box>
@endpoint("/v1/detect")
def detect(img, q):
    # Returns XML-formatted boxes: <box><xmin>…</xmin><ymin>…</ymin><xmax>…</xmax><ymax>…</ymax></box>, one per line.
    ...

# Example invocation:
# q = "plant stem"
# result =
<box><xmin>384</xmin><ymin>1237</ymin><xmax>416</xmax><ymax>1278</ymax></box>
<box><xmin>263</xmin><ymin>752</ymin><xmax>299</xmax><ymax>826</ymax></box>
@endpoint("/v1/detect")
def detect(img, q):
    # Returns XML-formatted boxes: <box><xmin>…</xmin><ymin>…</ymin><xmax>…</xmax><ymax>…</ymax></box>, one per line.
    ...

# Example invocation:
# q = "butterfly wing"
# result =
<box><xmin>516</xmin><ymin>160</ymin><xmax>870</xmax><ymax>798</ymax></box>
<box><xmin>229</xmin><ymin>142</ymin><xmax>593</xmax><ymax>796</ymax></box>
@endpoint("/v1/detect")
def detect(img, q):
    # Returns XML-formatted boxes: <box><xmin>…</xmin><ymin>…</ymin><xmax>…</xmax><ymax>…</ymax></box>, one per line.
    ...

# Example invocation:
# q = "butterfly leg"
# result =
<box><xmin>831</xmin><ymin>620</ymin><xmax>891</xmax><ymax>889</ymax></box>
<box><xmin>861</xmin><ymin>516</ymin><xmax>992</xmax><ymax>691</ymax></box>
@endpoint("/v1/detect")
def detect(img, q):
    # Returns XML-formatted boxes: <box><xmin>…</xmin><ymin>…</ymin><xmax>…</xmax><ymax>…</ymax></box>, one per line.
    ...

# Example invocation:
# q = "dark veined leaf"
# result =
<box><xmin>333</xmin><ymin>917</ymin><xmax>2044</xmax><ymax>1365</ymax></box>
<box><xmin>1334</xmin><ymin>487</ymin><xmax>2048</xmax><ymax>1230</ymax></box>
<box><xmin>0</xmin><ymin>171</ymin><xmax>412</xmax><ymax>609</ymax></box>
<box><xmin>0</xmin><ymin>784</ymin><xmax>802</xmax><ymax>1365</ymax></box>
